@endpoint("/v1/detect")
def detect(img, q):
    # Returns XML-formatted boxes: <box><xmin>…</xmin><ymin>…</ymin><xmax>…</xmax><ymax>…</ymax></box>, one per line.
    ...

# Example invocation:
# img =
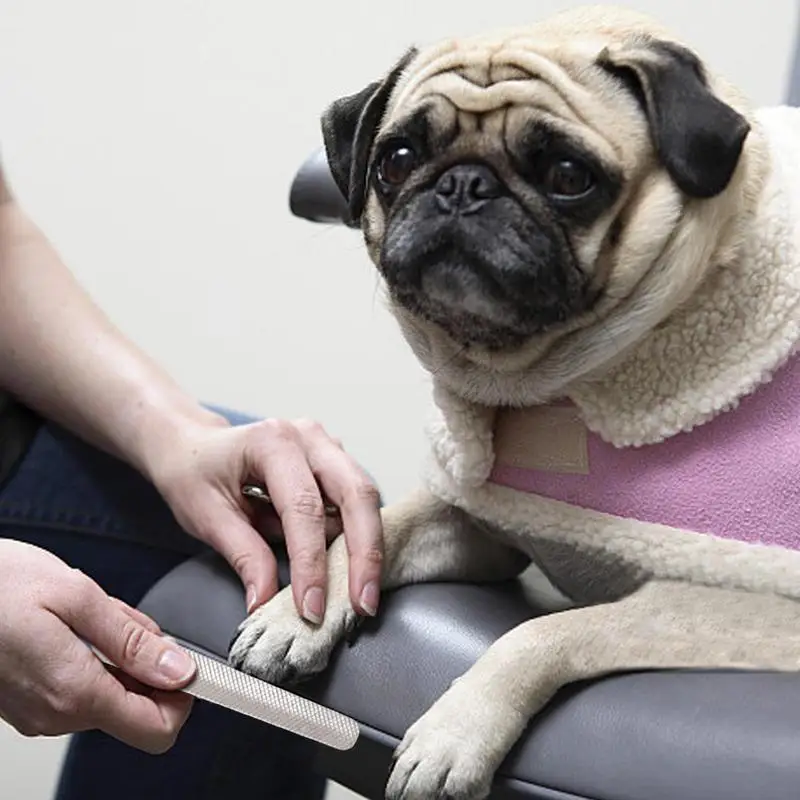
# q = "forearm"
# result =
<box><xmin>0</xmin><ymin>180</ymin><xmax>226</xmax><ymax>480</ymax></box>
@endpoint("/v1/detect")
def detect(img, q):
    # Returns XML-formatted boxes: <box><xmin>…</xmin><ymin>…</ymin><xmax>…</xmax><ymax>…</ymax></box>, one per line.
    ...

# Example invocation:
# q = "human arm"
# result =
<box><xmin>0</xmin><ymin>169</ymin><xmax>383</xmax><ymax>620</ymax></box>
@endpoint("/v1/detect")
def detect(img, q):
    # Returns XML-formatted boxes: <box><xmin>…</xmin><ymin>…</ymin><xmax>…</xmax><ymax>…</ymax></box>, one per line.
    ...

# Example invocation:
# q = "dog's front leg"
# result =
<box><xmin>386</xmin><ymin>579</ymin><xmax>800</xmax><ymax>800</ymax></box>
<box><xmin>229</xmin><ymin>489</ymin><xmax>528</xmax><ymax>683</ymax></box>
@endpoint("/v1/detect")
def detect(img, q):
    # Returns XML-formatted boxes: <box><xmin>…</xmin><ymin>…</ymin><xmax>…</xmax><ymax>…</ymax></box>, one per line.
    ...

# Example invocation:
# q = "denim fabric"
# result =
<box><xmin>0</xmin><ymin>411</ymin><xmax>325</xmax><ymax>800</ymax></box>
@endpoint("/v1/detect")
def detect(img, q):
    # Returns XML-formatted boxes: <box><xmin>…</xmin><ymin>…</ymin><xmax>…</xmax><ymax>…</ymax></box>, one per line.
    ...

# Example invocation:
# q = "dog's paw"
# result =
<box><xmin>385</xmin><ymin>681</ymin><xmax>520</xmax><ymax>800</ymax></box>
<box><xmin>228</xmin><ymin>587</ymin><xmax>357</xmax><ymax>685</ymax></box>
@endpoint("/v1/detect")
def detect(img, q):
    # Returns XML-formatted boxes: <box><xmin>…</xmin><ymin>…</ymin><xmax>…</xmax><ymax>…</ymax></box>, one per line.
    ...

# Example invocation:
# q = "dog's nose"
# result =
<box><xmin>434</xmin><ymin>164</ymin><xmax>502</xmax><ymax>215</ymax></box>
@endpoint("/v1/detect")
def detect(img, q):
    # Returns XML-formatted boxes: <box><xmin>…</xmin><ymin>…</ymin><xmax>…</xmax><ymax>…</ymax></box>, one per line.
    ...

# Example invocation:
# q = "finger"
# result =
<box><xmin>109</xmin><ymin>598</ymin><xmax>162</xmax><ymax>635</ymax></box>
<box><xmin>255</xmin><ymin>504</ymin><xmax>342</xmax><ymax>543</ymax></box>
<box><xmin>305</xmin><ymin>435</ymin><xmax>383</xmax><ymax>616</ymax></box>
<box><xmin>105</xmin><ymin>664</ymin><xmax>156</xmax><ymax>696</ymax></box>
<box><xmin>251</xmin><ymin>504</ymin><xmax>285</xmax><ymax>543</ymax></box>
<box><xmin>200</xmin><ymin>507</ymin><xmax>280</xmax><ymax>612</ymax></box>
<box><xmin>88</xmin><ymin>666</ymin><xmax>194</xmax><ymax>754</ymax></box>
<box><xmin>246</xmin><ymin>422</ymin><xmax>329</xmax><ymax>623</ymax></box>
<box><xmin>57</xmin><ymin>574</ymin><xmax>196</xmax><ymax>691</ymax></box>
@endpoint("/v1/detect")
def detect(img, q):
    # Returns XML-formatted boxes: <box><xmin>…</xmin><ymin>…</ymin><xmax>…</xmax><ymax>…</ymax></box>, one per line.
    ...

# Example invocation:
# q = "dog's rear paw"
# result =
<box><xmin>228</xmin><ymin>587</ymin><xmax>357</xmax><ymax>685</ymax></box>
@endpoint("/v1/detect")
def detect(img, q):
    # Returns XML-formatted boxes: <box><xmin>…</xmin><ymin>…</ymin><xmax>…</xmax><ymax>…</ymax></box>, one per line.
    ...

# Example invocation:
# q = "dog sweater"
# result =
<box><xmin>488</xmin><ymin>350</ymin><xmax>800</xmax><ymax>551</ymax></box>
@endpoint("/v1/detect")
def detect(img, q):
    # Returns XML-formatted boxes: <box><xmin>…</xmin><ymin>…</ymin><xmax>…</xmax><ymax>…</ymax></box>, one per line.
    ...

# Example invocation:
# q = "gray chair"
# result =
<box><xmin>137</xmin><ymin>40</ymin><xmax>800</xmax><ymax>799</ymax></box>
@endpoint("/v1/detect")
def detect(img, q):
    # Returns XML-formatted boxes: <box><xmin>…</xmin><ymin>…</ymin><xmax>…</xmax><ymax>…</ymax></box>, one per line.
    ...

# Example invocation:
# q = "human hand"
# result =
<box><xmin>0</xmin><ymin>540</ymin><xmax>197</xmax><ymax>753</ymax></box>
<box><xmin>150</xmin><ymin>415</ymin><xmax>383</xmax><ymax>625</ymax></box>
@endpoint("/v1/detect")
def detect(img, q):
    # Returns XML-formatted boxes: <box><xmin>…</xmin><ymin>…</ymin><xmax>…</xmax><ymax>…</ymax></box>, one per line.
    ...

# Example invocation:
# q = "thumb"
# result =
<box><xmin>61</xmin><ymin>581</ymin><xmax>196</xmax><ymax>690</ymax></box>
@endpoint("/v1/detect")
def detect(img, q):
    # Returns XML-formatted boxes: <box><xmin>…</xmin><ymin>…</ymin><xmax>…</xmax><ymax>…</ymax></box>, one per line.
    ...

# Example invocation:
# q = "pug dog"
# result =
<box><xmin>230</xmin><ymin>5</ymin><xmax>800</xmax><ymax>799</ymax></box>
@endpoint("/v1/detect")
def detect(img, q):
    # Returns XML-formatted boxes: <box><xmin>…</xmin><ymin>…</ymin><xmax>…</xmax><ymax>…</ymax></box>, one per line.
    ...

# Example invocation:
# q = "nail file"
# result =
<box><xmin>91</xmin><ymin>641</ymin><xmax>360</xmax><ymax>751</ymax></box>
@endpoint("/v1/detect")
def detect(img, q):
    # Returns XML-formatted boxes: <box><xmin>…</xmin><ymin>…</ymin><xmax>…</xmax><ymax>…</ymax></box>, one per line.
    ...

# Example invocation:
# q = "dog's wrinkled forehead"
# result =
<box><xmin>384</xmin><ymin>1</ymin><xmax>678</xmax><ymax>119</ymax></box>
<box><xmin>390</xmin><ymin>37</ymin><xmax>595</xmax><ymax>112</ymax></box>
<box><xmin>379</xmin><ymin>34</ymin><xmax>645</xmax><ymax>165</ymax></box>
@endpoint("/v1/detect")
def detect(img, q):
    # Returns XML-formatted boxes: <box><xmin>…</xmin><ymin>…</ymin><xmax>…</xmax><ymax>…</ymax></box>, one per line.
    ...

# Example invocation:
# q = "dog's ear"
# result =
<box><xmin>597</xmin><ymin>38</ymin><xmax>750</xmax><ymax>198</ymax></box>
<box><xmin>321</xmin><ymin>48</ymin><xmax>418</xmax><ymax>225</ymax></box>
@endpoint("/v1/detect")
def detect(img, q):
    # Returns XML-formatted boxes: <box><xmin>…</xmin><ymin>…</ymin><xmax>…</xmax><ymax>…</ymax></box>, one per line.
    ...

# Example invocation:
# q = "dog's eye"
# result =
<box><xmin>377</xmin><ymin>142</ymin><xmax>417</xmax><ymax>188</ymax></box>
<box><xmin>541</xmin><ymin>158</ymin><xmax>595</xmax><ymax>200</ymax></box>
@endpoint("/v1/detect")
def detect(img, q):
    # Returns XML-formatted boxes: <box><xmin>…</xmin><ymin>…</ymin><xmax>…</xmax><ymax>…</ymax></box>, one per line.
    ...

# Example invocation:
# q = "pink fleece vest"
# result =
<box><xmin>488</xmin><ymin>355</ymin><xmax>800</xmax><ymax>550</ymax></box>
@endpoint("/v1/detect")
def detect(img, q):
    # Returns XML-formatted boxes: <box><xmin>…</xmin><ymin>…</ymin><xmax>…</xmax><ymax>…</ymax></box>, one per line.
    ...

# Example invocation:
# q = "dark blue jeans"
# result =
<box><xmin>0</xmin><ymin>410</ymin><xmax>326</xmax><ymax>800</ymax></box>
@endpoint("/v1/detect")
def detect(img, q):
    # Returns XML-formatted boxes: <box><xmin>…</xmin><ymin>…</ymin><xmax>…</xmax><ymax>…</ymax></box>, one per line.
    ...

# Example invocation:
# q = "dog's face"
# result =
<box><xmin>321</xmin><ymin>6</ymin><xmax>761</xmax><ymax>401</ymax></box>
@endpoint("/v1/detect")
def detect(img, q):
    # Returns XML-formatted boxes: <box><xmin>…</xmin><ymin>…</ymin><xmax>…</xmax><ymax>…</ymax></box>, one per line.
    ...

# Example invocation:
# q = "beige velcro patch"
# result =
<box><xmin>493</xmin><ymin>405</ymin><xmax>590</xmax><ymax>474</ymax></box>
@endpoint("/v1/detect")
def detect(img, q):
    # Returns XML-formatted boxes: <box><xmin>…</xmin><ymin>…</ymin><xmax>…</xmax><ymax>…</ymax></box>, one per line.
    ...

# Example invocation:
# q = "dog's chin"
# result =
<box><xmin>387</xmin><ymin>258</ymin><xmax>576</xmax><ymax>351</ymax></box>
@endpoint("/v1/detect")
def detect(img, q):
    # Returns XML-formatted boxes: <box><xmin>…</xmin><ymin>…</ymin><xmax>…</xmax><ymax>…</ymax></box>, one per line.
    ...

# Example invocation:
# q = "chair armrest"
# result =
<box><xmin>138</xmin><ymin>550</ymin><xmax>800</xmax><ymax>800</ymax></box>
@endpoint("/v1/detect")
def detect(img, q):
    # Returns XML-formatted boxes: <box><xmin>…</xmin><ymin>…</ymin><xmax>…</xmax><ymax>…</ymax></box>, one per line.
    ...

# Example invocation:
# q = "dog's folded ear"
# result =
<box><xmin>320</xmin><ymin>48</ymin><xmax>418</xmax><ymax>226</ymax></box>
<box><xmin>597</xmin><ymin>37</ymin><xmax>750</xmax><ymax>199</ymax></box>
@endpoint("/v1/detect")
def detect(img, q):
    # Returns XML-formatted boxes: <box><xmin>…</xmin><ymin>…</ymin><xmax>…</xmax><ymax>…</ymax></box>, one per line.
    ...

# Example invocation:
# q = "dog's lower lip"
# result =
<box><xmin>389</xmin><ymin>265</ymin><xmax>593</xmax><ymax>349</ymax></box>
<box><xmin>421</xmin><ymin>269</ymin><xmax>510</xmax><ymax>325</ymax></box>
<box><xmin>415</xmin><ymin>248</ymin><xmax>512</xmax><ymax>299</ymax></box>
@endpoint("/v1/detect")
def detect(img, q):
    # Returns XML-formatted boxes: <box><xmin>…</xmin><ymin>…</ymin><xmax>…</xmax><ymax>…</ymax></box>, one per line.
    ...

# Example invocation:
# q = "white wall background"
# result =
<box><xmin>0</xmin><ymin>1</ymin><xmax>797</xmax><ymax>797</ymax></box>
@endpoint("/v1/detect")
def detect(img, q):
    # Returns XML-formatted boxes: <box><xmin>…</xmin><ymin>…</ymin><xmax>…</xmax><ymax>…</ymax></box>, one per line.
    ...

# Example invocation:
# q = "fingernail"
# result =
<box><xmin>157</xmin><ymin>648</ymin><xmax>195</xmax><ymax>682</ymax></box>
<box><xmin>302</xmin><ymin>587</ymin><xmax>325</xmax><ymax>625</ymax></box>
<box><xmin>246</xmin><ymin>585</ymin><xmax>258</xmax><ymax>613</ymax></box>
<box><xmin>360</xmin><ymin>581</ymin><xmax>379</xmax><ymax>616</ymax></box>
